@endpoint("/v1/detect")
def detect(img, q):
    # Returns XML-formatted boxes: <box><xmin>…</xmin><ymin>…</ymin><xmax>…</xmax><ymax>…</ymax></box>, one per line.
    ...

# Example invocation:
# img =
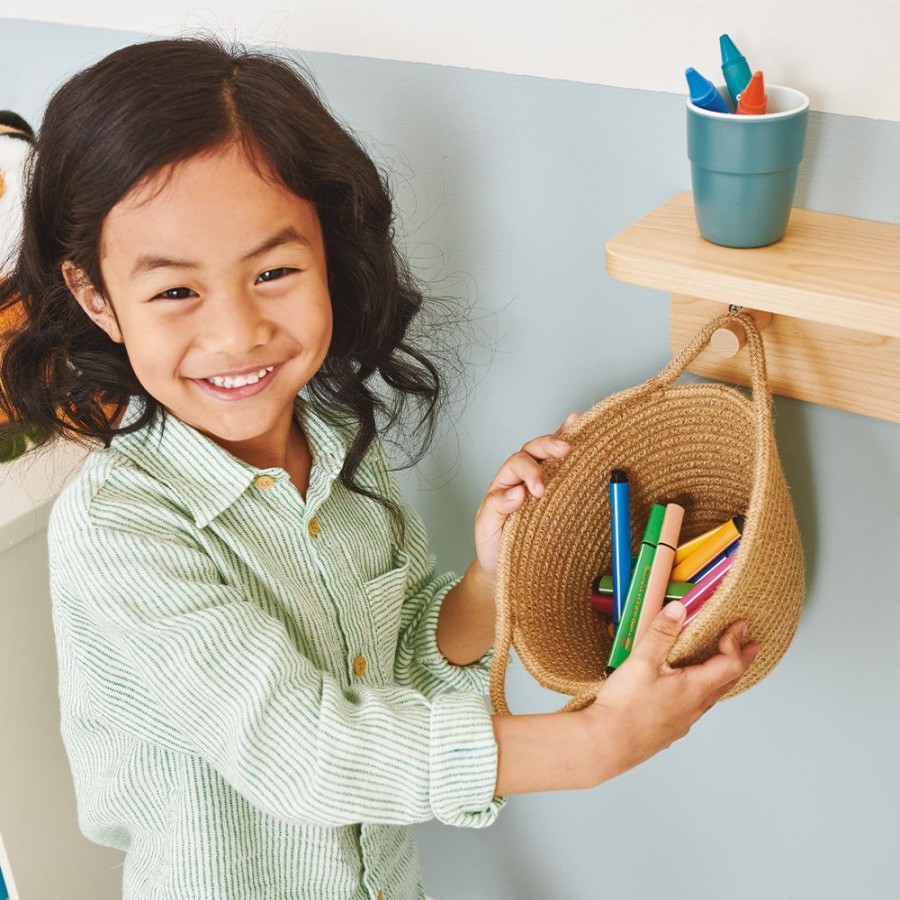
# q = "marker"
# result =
<box><xmin>674</xmin><ymin>521</ymin><xmax>730</xmax><ymax>564</ymax></box>
<box><xmin>737</xmin><ymin>70</ymin><xmax>768</xmax><ymax>115</ymax></box>
<box><xmin>634</xmin><ymin>503</ymin><xmax>684</xmax><ymax>647</ymax></box>
<box><xmin>682</xmin><ymin>552</ymin><xmax>737</xmax><ymax>622</ymax></box>
<box><xmin>685</xmin><ymin>67</ymin><xmax>731</xmax><ymax>114</ymax></box>
<box><xmin>606</xmin><ymin>504</ymin><xmax>667</xmax><ymax>672</ymax></box>
<box><xmin>590</xmin><ymin>591</ymin><xmax>615</xmax><ymax>618</ymax></box>
<box><xmin>609</xmin><ymin>470</ymin><xmax>631</xmax><ymax>627</ymax></box>
<box><xmin>719</xmin><ymin>33</ymin><xmax>752</xmax><ymax>108</ymax></box>
<box><xmin>690</xmin><ymin>539</ymin><xmax>740</xmax><ymax>582</ymax></box>
<box><xmin>675</xmin><ymin>517</ymin><xmax>740</xmax><ymax>565</ymax></box>
<box><xmin>671</xmin><ymin>515</ymin><xmax>744</xmax><ymax>582</ymax></box>
<box><xmin>592</xmin><ymin>573</ymin><xmax>692</xmax><ymax>601</ymax></box>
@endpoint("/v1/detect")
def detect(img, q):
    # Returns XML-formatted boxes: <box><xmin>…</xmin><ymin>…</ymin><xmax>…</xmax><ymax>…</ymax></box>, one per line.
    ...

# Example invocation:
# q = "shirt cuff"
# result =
<box><xmin>429</xmin><ymin>690</ymin><xmax>507</xmax><ymax>827</ymax></box>
<box><xmin>416</xmin><ymin>572</ymin><xmax>495</xmax><ymax>695</ymax></box>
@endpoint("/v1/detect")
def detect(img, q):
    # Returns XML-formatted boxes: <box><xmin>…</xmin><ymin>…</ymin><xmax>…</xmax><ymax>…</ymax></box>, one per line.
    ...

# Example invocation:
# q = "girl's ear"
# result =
<box><xmin>60</xmin><ymin>260</ymin><xmax>124</xmax><ymax>344</ymax></box>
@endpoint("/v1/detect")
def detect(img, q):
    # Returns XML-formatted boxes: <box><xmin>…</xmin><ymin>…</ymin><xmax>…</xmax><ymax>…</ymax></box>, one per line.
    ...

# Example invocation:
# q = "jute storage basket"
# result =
<box><xmin>490</xmin><ymin>311</ymin><xmax>805</xmax><ymax>714</ymax></box>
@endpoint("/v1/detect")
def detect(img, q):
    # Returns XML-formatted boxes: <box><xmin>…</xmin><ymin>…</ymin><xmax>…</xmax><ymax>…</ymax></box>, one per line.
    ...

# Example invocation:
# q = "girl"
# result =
<box><xmin>0</xmin><ymin>36</ymin><xmax>757</xmax><ymax>900</ymax></box>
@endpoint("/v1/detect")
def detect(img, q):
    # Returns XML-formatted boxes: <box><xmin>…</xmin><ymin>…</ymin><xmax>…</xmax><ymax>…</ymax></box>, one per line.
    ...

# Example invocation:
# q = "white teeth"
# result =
<box><xmin>205</xmin><ymin>365</ymin><xmax>274</xmax><ymax>389</ymax></box>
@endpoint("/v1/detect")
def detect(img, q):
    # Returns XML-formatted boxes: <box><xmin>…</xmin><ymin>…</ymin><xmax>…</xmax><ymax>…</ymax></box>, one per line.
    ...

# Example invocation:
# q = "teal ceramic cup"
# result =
<box><xmin>687</xmin><ymin>85</ymin><xmax>809</xmax><ymax>247</ymax></box>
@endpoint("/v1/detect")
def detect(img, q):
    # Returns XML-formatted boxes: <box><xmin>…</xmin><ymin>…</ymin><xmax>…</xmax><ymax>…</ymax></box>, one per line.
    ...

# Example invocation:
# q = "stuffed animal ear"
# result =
<box><xmin>0</xmin><ymin>111</ymin><xmax>35</xmax><ymax>140</ymax></box>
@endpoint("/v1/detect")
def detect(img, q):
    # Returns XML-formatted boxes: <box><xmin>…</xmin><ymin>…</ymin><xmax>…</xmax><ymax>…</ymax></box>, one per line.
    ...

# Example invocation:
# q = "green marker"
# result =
<box><xmin>606</xmin><ymin>504</ymin><xmax>667</xmax><ymax>672</ymax></box>
<box><xmin>593</xmin><ymin>573</ymin><xmax>692</xmax><ymax>601</ymax></box>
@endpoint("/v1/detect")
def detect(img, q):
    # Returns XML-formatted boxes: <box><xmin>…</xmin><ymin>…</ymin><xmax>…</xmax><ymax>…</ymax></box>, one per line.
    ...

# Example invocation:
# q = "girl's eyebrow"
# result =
<box><xmin>130</xmin><ymin>225</ymin><xmax>312</xmax><ymax>278</ymax></box>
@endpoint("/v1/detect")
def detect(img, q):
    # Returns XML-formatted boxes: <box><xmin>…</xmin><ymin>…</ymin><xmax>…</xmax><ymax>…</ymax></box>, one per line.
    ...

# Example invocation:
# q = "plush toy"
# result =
<box><xmin>0</xmin><ymin>112</ymin><xmax>121</xmax><ymax>463</ymax></box>
<box><xmin>0</xmin><ymin>111</ymin><xmax>33</xmax><ymax>271</ymax></box>
<box><xmin>0</xmin><ymin>111</ymin><xmax>36</xmax><ymax>463</ymax></box>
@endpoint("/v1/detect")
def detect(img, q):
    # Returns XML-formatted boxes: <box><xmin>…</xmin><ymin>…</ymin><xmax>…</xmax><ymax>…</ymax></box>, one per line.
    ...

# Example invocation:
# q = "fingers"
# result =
<box><xmin>628</xmin><ymin>601</ymin><xmax>687</xmax><ymax>668</ymax></box>
<box><xmin>487</xmin><ymin>434</ymin><xmax>576</xmax><ymax>500</ymax></box>
<box><xmin>475</xmin><ymin>411</ymin><xmax>581</xmax><ymax>551</ymax></box>
<box><xmin>686</xmin><ymin>621</ymin><xmax>760</xmax><ymax>699</ymax></box>
<box><xmin>553</xmin><ymin>411</ymin><xmax>582</xmax><ymax>438</ymax></box>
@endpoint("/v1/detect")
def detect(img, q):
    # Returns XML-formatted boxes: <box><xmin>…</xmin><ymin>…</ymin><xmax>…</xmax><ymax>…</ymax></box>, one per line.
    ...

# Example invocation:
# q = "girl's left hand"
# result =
<box><xmin>473</xmin><ymin>411</ymin><xmax>582</xmax><ymax>583</ymax></box>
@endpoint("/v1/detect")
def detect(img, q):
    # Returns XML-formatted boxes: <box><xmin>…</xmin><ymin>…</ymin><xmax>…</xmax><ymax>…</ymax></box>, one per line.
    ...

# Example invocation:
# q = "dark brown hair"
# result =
<box><xmin>0</xmin><ymin>35</ymin><xmax>452</xmax><ymax>525</ymax></box>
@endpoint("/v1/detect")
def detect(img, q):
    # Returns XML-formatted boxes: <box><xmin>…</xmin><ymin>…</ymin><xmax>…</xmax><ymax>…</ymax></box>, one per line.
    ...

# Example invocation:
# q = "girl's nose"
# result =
<box><xmin>201</xmin><ymin>288</ymin><xmax>272</xmax><ymax>353</ymax></box>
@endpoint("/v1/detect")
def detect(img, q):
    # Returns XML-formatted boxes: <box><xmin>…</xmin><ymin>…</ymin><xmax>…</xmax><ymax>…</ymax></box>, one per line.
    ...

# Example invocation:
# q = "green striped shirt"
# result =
<box><xmin>47</xmin><ymin>393</ymin><xmax>505</xmax><ymax>900</ymax></box>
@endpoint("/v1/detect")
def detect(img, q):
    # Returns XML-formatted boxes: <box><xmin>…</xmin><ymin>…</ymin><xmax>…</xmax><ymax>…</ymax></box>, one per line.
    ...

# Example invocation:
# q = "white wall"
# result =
<box><xmin>0</xmin><ymin>531</ymin><xmax>124</xmax><ymax>900</ymax></box>
<box><xmin>3</xmin><ymin>0</ymin><xmax>899</xmax><ymax>122</ymax></box>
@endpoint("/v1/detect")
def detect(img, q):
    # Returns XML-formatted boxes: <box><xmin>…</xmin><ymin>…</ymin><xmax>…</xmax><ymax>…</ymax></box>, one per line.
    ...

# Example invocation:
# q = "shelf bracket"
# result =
<box><xmin>605</xmin><ymin>192</ymin><xmax>900</xmax><ymax>423</ymax></box>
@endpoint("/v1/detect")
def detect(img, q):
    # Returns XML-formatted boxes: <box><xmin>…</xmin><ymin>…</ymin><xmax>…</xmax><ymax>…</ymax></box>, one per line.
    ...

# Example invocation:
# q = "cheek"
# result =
<box><xmin>120</xmin><ymin>315</ymin><xmax>185</xmax><ymax>379</ymax></box>
<box><xmin>307</xmin><ymin>294</ymin><xmax>333</xmax><ymax>350</ymax></box>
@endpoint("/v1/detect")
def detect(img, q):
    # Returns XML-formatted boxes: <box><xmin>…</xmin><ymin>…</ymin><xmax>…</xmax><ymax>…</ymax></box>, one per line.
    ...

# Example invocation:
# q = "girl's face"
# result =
<box><xmin>63</xmin><ymin>140</ymin><xmax>333</xmax><ymax>465</ymax></box>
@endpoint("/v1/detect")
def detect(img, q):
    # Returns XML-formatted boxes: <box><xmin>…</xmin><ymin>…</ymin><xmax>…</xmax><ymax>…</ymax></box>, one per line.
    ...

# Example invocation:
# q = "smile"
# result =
<box><xmin>191</xmin><ymin>364</ymin><xmax>280</xmax><ymax>400</ymax></box>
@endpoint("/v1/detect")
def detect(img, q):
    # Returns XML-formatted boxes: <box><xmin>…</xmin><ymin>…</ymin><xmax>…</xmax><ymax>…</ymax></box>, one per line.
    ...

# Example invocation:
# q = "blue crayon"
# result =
<box><xmin>609</xmin><ymin>470</ymin><xmax>631</xmax><ymax>628</ymax></box>
<box><xmin>685</xmin><ymin>67</ymin><xmax>731</xmax><ymax>114</ymax></box>
<box><xmin>720</xmin><ymin>34</ymin><xmax>753</xmax><ymax>108</ymax></box>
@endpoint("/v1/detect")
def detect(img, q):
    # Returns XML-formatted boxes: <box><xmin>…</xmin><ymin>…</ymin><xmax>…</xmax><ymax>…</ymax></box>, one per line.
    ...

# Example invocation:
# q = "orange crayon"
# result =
<box><xmin>737</xmin><ymin>70</ymin><xmax>767</xmax><ymax>115</ymax></box>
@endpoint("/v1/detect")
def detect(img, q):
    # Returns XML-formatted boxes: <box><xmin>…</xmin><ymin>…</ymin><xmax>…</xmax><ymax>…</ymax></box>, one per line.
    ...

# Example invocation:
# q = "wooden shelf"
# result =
<box><xmin>605</xmin><ymin>192</ymin><xmax>900</xmax><ymax>423</ymax></box>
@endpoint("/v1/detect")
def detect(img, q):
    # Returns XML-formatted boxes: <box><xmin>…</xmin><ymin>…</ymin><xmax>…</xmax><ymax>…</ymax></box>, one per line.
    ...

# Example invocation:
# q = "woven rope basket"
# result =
<box><xmin>490</xmin><ymin>311</ymin><xmax>805</xmax><ymax>715</ymax></box>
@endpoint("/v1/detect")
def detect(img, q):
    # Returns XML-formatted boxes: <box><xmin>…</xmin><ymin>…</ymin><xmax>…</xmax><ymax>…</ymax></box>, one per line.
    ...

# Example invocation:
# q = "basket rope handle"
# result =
<box><xmin>648</xmin><ymin>311</ymin><xmax>772</xmax><ymax>431</ymax></box>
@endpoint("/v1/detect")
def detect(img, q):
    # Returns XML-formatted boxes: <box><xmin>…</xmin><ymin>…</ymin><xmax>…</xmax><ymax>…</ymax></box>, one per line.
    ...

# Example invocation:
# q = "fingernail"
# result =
<box><xmin>553</xmin><ymin>439</ymin><xmax>570</xmax><ymax>450</ymax></box>
<box><xmin>738</xmin><ymin>623</ymin><xmax>748</xmax><ymax>641</ymax></box>
<box><xmin>664</xmin><ymin>601</ymin><xmax>685</xmax><ymax>620</ymax></box>
<box><xmin>506</xmin><ymin>486</ymin><xmax>523</xmax><ymax>499</ymax></box>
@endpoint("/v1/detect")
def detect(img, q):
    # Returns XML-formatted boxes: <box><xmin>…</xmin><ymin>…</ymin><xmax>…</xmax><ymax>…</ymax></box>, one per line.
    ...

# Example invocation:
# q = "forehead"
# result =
<box><xmin>101</xmin><ymin>141</ymin><xmax>320</xmax><ymax>260</ymax></box>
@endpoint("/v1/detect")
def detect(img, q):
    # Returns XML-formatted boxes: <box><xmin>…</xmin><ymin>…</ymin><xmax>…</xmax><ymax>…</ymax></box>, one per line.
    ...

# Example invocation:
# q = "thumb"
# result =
<box><xmin>632</xmin><ymin>601</ymin><xmax>686</xmax><ymax>666</ymax></box>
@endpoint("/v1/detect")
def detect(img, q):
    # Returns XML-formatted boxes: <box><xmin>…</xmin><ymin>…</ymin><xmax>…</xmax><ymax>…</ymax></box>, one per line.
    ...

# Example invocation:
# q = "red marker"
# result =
<box><xmin>737</xmin><ymin>70</ymin><xmax>767</xmax><ymax>115</ymax></box>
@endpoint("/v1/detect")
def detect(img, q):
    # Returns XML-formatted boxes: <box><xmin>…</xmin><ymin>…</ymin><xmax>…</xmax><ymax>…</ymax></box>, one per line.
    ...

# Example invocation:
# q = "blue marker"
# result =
<box><xmin>685</xmin><ymin>67</ymin><xmax>731</xmax><ymax>114</ymax></box>
<box><xmin>690</xmin><ymin>539</ymin><xmax>740</xmax><ymax>582</ymax></box>
<box><xmin>719</xmin><ymin>34</ymin><xmax>752</xmax><ymax>108</ymax></box>
<box><xmin>609</xmin><ymin>470</ymin><xmax>631</xmax><ymax>627</ymax></box>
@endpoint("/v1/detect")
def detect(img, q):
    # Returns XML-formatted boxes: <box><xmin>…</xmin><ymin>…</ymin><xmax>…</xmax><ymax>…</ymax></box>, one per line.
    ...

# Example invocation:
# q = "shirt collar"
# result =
<box><xmin>109</xmin><ymin>393</ymin><xmax>349</xmax><ymax>528</ymax></box>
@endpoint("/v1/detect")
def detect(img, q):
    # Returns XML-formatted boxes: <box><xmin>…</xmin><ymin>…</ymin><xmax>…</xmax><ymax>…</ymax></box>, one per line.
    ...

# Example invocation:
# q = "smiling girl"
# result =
<box><xmin>0</xmin><ymin>36</ymin><xmax>756</xmax><ymax>900</ymax></box>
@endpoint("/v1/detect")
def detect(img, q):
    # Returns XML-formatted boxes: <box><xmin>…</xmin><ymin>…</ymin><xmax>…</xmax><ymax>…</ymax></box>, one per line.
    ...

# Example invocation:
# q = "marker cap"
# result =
<box><xmin>657</xmin><ymin>503</ymin><xmax>685</xmax><ymax>549</ymax></box>
<box><xmin>641</xmin><ymin>503</ymin><xmax>667</xmax><ymax>545</ymax></box>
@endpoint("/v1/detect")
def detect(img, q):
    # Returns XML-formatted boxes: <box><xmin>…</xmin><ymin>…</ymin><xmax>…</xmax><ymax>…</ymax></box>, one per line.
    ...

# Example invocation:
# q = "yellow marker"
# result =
<box><xmin>674</xmin><ymin>518</ymin><xmax>739</xmax><ymax>565</ymax></box>
<box><xmin>671</xmin><ymin>515</ymin><xmax>744</xmax><ymax>582</ymax></box>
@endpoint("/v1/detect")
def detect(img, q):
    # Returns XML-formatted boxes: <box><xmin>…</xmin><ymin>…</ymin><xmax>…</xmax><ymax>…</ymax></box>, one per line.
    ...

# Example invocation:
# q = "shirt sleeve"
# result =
<box><xmin>47</xmin><ymin>479</ymin><xmax>506</xmax><ymax>831</ymax></box>
<box><xmin>367</xmin><ymin>440</ymin><xmax>495</xmax><ymax>699</ymax></box>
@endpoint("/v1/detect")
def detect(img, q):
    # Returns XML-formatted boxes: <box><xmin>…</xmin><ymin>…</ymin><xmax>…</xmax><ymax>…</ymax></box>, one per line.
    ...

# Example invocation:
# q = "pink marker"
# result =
<box><xmin>682</xmin><ymin>552</ymin><xmax>736</xmax><ymax>622</ymax></box>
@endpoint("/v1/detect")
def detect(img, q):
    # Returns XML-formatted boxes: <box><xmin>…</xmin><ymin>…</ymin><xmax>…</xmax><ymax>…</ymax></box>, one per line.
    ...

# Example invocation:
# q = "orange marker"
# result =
<box><xmin>672</xmin><ymin>515</ymin><xmax>744</xmax><ymax>582</ymax></box>
<box><xmin>674</xmin><ymin>522</ymin><xmax>727</xmax><ymax>565</ymax></box>
<box><xmin>634</xmin><ymin>503</ymin><xmax>684</xmax><ymax>647</ymax></box>
<box><xmin>737</xmin><ymin>70</ymin><xmax>767</xmax><ymax>115</ymax></box>
<box><xmin>674</xmin><ymin>517</ymin><xmax>739</xmax><ymax>565</ymax></box>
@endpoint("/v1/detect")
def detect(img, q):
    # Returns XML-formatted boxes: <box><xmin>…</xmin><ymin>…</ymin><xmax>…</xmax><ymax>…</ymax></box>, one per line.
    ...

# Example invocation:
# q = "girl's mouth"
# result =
<box><xmin>191</xmin><ymin>364</ymin><xmax>280</xmax><ymax>400</ymax></box>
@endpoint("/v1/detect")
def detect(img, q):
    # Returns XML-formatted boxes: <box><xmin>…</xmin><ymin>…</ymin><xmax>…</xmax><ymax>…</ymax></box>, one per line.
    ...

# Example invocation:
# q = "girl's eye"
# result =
<box><xmin>151</xmin><ymin>268</ymin><xmax>295</xmax><ymax>300</ymax></box>
<box><xmin>155</xmin><ymin>287</ymin><xmax>196</xmax><ymax>301</ymax></box>
<box><xmin>256</xmin><ymin>267</ymin><xmax>294</xmax><ymax>284</ymax></box>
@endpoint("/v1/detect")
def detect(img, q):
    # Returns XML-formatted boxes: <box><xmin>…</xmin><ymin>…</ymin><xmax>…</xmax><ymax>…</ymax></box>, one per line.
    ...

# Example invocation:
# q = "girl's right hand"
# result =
<box><xmin>582</xmin><ymin>601</ymin><xmax>760</xmax><ymax>785</ymax></box>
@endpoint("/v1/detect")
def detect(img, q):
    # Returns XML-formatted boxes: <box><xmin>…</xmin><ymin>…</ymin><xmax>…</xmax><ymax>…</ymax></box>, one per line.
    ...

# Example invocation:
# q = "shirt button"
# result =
<box><xmin>254</xmin><ymin>475</ymin><xmax>276</xmax><ymax>490</ymax></box>
<box><xmin>353</xmin><ymin>654</ymin><xmax>368</xmax><ymax>677</ymax></box>
<box><xmin>307</xmin><ymin>517</ymin><xmax>321</xmax><ymax>536</ymax></box>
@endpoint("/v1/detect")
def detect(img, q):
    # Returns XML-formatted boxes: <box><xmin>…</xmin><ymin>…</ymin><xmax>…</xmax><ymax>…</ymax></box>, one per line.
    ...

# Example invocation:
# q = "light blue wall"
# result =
<box><xmin>3</xmin><ymin>17</ymin><xmax>899</xmax><ymax>900</ymax></box>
